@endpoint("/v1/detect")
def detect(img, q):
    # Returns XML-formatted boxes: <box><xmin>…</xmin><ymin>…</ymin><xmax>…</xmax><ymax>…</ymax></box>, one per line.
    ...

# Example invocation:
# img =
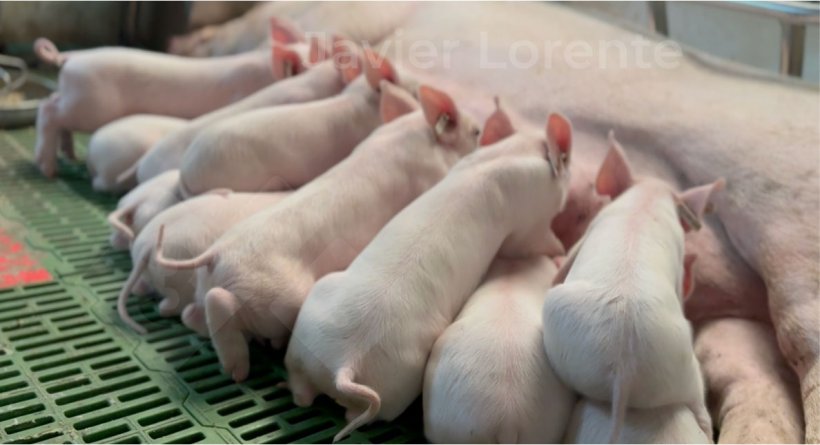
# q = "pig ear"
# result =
<box><xmin>419</xmin><ymin>85</ymin><xmax>459</xmax><ymax>140</ymax></box>
<box><xmin>479</xmin><ymin>97</ymin><xmax>515</xmax><ymax>146</ymax></box>
<box><xmin>332</xmin><ymin>40</ymin><xmax>362</xmax><ymax>84</ymax></box>
<box><xmin>379</xmin><ymin>80</ymin><xmax>420</xmax><ymax>124</ymax></box>
<box><xmin>595</xmin><ymin>130</ymin><xmax>634</xmax><ymax>199</ymax></box>
<box><xmin>271</xmin><ymin>43</ymin><xmax>304</xmax><ymax>80</ymax></box>
<box><xmin>682</xmin><ymin>253</ymin><xmax>697</xmax><ymax>300</ymax></box>
<box><xmin>676</xmin><ymin>178</ymin><xmax>725</xmax><ymax>232</ymax></box>
<box><xmin>546</xmin><ymin>113</ymin><xmax>572</xmax><ymax>162</ymax></box>
<box><xmin>269</xmin><ymin>17</ymin><xmax>304</xmax><ymax>44</ymax></box>
<box><xmin>363</xmin><ymin>49</ymin><xmax>398</xmax><ymax>91</ymax></box>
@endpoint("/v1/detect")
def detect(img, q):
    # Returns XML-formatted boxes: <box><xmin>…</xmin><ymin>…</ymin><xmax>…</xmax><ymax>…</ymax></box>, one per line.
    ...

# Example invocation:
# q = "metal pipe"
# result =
<box><xmin>649</xmin><ymin>1</ymin><xmax>669</xmax><ymax>36</ymax></box>
<box><xmin>781</xmin><ymin>22</ymin><xmax>806</xmax><ymax>76</ymax></box>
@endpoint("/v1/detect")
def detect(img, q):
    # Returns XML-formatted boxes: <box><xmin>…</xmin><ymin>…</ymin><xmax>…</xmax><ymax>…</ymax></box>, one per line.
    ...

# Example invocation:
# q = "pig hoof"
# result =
<box><xmin>91</xmin><ymin>176</ymin><xmax>109</xmax><ymax>192</ymax></box>
<box><xmin>292</xmin><ymin>388</ymin><xmax>317</xmax><ymax>407</ymax></box>
<box><xmin>345</xmin><ymin>408</ymin><xmax>363</xmax><ymax>423</ymax></box>
<box><xmin>109</xmin><ymin>233</ymin><xmax>130</xmax><ymax>251</ymax></box>
<box><xmin>270</xmin><ymin>336</ymin><xmax>286</xmax><ymax>349</ymax></box>
<box><xmin>230</xmin><ymin>362</ymin><xmax>249</xmax><ymax>383</ymax></box>
<box><xmin>158</xmin><ymin>297</ymin><xmax>181</xmax><ymax>316</ymax></box>
<box><xmin>39</xmin><ymin>161</ymin><xmax>55</xmax><ymax>178</ymax></box>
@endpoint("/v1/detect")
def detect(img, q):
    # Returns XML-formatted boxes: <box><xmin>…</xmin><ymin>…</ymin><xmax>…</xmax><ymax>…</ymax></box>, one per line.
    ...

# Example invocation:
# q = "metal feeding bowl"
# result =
<box><xmin>0</xmin><ymin>54</ymin><xmax>55</xmax><ymax>128</ymax></box>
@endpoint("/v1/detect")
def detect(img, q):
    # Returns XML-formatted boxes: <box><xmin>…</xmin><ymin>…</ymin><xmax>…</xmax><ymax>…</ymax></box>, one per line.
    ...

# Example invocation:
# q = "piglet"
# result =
<box><xmin>107</xmin><ymin>170</ymin><xmax>183</xmax><ymax>250</ymax></box>
<box><xmin>33</xmin><ymin>18</ymin><xmax>306</xmax><ymax>178</ymax></box>
<box><xmin>284</xmin><ymin>104</ymin><xmax>572</xmax><ymax>442</ymax></box>
<box><xmin>136</xmin><ymin>37</ymin><xmax>342</xmax><ymax>183</ymax></box>
<box><xmin>155</xmin><ymin>82</ymin><xmax>479</xmax><ymax>382</ymax></box>
<box><xmin>541</xmin><ymin>132</ymin><xmax>723</xmax><ymax>442</ymax></box>
<box><xmin>177</xmin><ymin>46</ymin><xmax>414</xmax><ymax>196</ymax></box>
<box><xmin>564</xmin><ymin>399</ymin><xmax>710</xmax><ymax>444</ymax></box>
<box><xmin>117</xmin><ymin>191</ymin><xmax>289</xmax><ymax>334</ymax></box>
<box><xmin>88</xmin><ymin>115</ymin><xmax>186</xmax><ymax>192</ymax></box>
<box><xmin>423</xmin><ymin>255</ymin><xmax>575</xmax><ymax>443</ymax></box>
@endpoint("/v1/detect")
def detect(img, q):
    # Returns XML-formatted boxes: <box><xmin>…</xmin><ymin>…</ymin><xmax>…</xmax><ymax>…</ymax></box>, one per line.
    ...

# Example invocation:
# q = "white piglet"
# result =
<box><xmin>117</xmin><ymin>191</ymin><xmax>290</xmax><ymax>335</ymax></box>
<box><xmin>87</xmin><ymin>115</ymin><xmax>186</xmax><ymax>192</ymax></box>
<box><xmin>542</xmin><ymin>132</ymin><xmax>723</xmax><ymax>442</ymax></box>
<box><xmin>155</xmin><ymin>83</ymin><xmax>479</xmax><ymax>382</ymax></box>
<box><xmin>424</xmin><ymin>255</ymin><xmax>576</xmax><ymax>443</ymax></box>
<box><xmin>33</xmin><ymin>18</ymin><xmax>306</xmax><ymax>178</ymax></box>
<box><xmin>177</xmin><ymin>46</ymin><xmax>415</xmax><ymax>196</ymax></box>
<box><xmin>135</xmin><ymin>37</ymin><xmax>342</xmax><ymax>183</ymax></box>
<box><xmin>107</xmin><ymin>170</ymin><xmax>183</xmax><ymax>250</ymax></box>
<box><xmin>564</xmin><ymin>399</ymin><xmax>710</xmax><ymax>444</ymax></box>
<box><xmin>284</xmin><ymin>103</ymin><xmax>572</xmax><ymax>443</ymax></box>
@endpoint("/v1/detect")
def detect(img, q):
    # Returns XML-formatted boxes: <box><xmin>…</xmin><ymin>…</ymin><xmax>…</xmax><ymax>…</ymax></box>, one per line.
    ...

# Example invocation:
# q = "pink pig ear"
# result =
<box><xmin>332</xmin><ymin>40</ymin><xmax>362</xmax><ymax>84</ymax></box>
<box><xmin>595</xmin><ymin>130</ymin><xmax>634</xmax><ymax>199</ymax></box>
<box><xmin>676</xmin><ymin>178</ymin><xmax>725</xmax><ymax>232</ymax></box>
<box><xmin>363</xmin><ymin>48</ymin><xmax>398</xmax><ymax>91</ymax></box>
<box><xmin>479</xmin><ymin>97</ymin><xmax>515</xmax><ymax>147</ymax></box>
<box><xmin>379</xmin><ymin>80</ymin><xmax>419</xmax><ymax>124</ymax></box>
<box><xmin>269</xmin><ymin>17</ymin><xmax>304</xmax><ymax>44</ymax></box>
<box><xmin>419</xmin><ymin>85</ymin><xmax>459</xmax><ymax>139</ymax></box>
<box><xmin>682</xmin><ymin>253</ymin><xmax>697</xmax><ymax>300</ymax></box>
<box><xmin>546</xmin><ymin>113</ymin><xmax>572</xmax><ymax>160</ymax></box>
<box><xmin>271</xmin><ymin>43</ymin><xmax>304</xmax><ymax>80</ymax></box>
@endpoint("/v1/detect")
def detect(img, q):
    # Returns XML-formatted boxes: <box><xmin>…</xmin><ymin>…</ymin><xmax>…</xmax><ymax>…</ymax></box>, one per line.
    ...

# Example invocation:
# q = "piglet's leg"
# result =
<box><xmin>205</xmin><ymin>287</ymin><xmax>251</xmax><ymax>382</ymax></box>
<box><xmin>182</xmin><ymin>303</ymin><xmax>209</xmax><ymax>337</ymax></box>
<box><xmin>60</xmin><ymin>129</ymin><xmax>76</xmax><ymax>161</ymax></box>
<box><xmin>288</xmin><ymin>371</ymin><xmax>318</xmax><ymax>407</ymax></box>
<box><xmin>695</xmin><ymin>318</ymin><xmax>804</xmax><ymax>443</ymax></box>
<box><xmin>34</xmin><ymin>94</ymin><xmax>62</xmax><ymax>177</ymax></box>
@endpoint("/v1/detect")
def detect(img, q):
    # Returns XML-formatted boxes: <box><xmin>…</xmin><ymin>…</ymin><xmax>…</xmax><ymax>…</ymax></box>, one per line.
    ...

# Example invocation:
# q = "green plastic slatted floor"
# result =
<box><xmin>0</xmin><ymin>127</ymin><xmax>425</xmax><ymax>444</ymax></box>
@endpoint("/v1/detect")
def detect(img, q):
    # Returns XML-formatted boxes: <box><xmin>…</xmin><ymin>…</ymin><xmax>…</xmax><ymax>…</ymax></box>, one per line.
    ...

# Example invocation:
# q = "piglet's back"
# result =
<box><xmin>567</xmin><ymin>181</ymin><xmax>685</xmax><ymax>297</ymax></box>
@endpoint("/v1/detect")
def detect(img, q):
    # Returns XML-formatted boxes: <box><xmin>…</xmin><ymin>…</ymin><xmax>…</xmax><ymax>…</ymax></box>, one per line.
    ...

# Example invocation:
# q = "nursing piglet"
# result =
<box><xmin>155</xmin><ymin>82</ymin><xmax>479</xmax><ymax>381</ymax></box>
<box><xmin>423</xmin><ymin>256</ymin><xmax>575</xmax><ymax>443</ymax></box>
<box><xmin>284</xmin><ymin>105</ymin><xmax>572</xmax><ymax>443</ymax></box>
<box><xmin>107</xmin><ymin>170</ymin><xmax>183</xmax><ymax>250</ymax></box>
<box><xmin>136</xmin><ymin>37</ymin><xmax>342</xmax><ymax>182</ymax></box>
<box><xmin>178</xmin><ymin>47</ymin><xmax>413</xmax><ymax>196</ymax></box>
<box><xmin>33</xmin><ymin>19</ymin><xmax>306</xmax><ymax>178</ymax></box>
<box><xmin>564</xmin><ymin>400</ymin><xmax>710</xmax><ymax>444</ymax></box>
<box><xmin>117</xmin><ymin>191</ymin><xmax>289</xmax><ymax>335</ymax></box>
<box><xmin>541</xmin><ymin>132</ymin><xmax>723</xmax><ymax>442</ymax></box>
<box><xmin>88</xmin><ymin>115</ymin><xmax>186</xmax><ymax>192</ymax></box>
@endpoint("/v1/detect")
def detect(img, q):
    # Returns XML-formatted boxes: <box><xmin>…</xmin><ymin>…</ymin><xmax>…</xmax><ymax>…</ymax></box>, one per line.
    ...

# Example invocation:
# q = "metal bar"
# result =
<box><xmin>648</xmin><ymin>1</ymin><xmax>669</xmax><ymax>35</ymax></box>
<box><xmin>780</xmin><ymin>22</ymin><xmax>806</xmax><ymax>76</ymax></box>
